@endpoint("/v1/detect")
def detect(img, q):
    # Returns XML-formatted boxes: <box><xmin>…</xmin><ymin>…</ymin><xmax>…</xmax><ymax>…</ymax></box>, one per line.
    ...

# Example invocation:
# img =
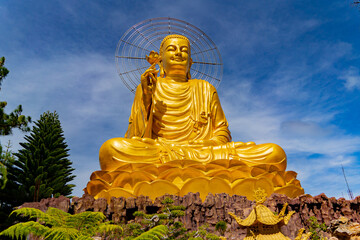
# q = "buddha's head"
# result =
<box><xmin>159</xmin><ymin>34</ymin><xmax>193</xmax><ymax>79</ymax></box>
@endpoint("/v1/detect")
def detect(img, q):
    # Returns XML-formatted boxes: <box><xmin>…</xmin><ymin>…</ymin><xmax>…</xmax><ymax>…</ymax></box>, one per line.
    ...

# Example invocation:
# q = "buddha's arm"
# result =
<box><xmin>210</xmin><ymin>90</ymin><xmax>232</xmax><ymax>144</ymax></box>
<box><xmin>124</xmin><ymin>85</ymin><xmax>153</xmax><ymax>138</ymax></box>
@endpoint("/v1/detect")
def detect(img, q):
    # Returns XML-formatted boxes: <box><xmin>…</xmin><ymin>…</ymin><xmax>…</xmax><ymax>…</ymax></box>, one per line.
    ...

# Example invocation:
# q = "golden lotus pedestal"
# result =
<box><xmin>85</xmin><ymin>158</ymin><xmax>304</xmax><ymax>202</ymax></box>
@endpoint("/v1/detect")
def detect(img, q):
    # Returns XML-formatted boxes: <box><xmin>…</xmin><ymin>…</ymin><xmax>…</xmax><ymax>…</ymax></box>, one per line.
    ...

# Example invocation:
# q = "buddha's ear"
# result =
<box><xmin>159</xmin><ymin>61</ymin><xmax>165</xmax><ymax>78</ymax></box>
<box><xmin>187</xmin><ymin>58</ymin><xmax>193</xmax><ymax>79</ymax></box>
<box><xmin>186</xmin><ymin>71</ymin><xmax>191</xmax><ymax>80</ymax></box>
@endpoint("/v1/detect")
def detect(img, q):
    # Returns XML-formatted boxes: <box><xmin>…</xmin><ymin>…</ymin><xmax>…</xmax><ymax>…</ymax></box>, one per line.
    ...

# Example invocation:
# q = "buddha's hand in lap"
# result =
<box><xmin>188</xmin><ymin>139</ymin><xmax>217</xmax><ymax>146</ymax></box>
<box><xmin>131</xmin><ymin>136</ymin><xmax>157</xmax><ymax>144</ymax></box>
<box><xmin>233</xmin><ymin>141</ymin><xmax>255</xmax><ymax>148</ymax></box>
<box><xmin>187</xmin><ymin>140</ymin><xmax>255</xmax><ymax>148</ymax></box>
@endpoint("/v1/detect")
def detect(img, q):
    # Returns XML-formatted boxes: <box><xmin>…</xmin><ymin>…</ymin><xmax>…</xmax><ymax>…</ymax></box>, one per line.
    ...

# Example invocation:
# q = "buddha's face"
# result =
<box><xmin>161</xmin><ymin>38</ymin><xmax>191</xmax><ymax>77</ymax></box>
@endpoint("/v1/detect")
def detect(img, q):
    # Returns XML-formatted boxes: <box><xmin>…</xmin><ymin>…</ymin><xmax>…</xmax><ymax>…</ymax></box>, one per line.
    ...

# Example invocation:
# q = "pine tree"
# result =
<box><xmin>0</xmin><ymin>56</ymin><xmax>32</xmax><ymax>231</ymax></box>
<box><xmin>8</xmin><ymin>111</ymin><xmax>75</xmax><ymax>202</ymax></box>
<box><xmin>0</xmin><ymin>57</ymin><xmax>10</xmax><ymax>88</ymax></box>
<box><xmin>0</xmin><ymin>57</ymin><xmax>31</xmax><ymax>136</ymax></box>
<box><xmin>1</xmin><ymin>56</ymin><xmax>31</xmax><ymax>194</ymax></box>
<box><xmin>1</xmin><ymin>55</ymin><xmax>31</xmax><ymax>193</ymax></box>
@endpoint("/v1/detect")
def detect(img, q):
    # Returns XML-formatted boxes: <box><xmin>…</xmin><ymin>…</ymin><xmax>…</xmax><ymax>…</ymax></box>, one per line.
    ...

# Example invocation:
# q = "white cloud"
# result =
<box><xmin>341</xmin><ymin>67</ymin><xmax>360</xmax><ymax>90</ymax></box>
<box><xmin>288</xmin><ymin>154</ymin><xmax>359</xmax><ymax>198</ymax></box>
<box><xmin>281</xmin><ymin>120</ymin><xmax>333</xmax><ymax>138</ymax></box>
<box><xmin>218</xmin><ymin>38</ymin><xmax>360</xmax><ymax>198</ymax></box>
<box><xmin>1</xmin><ymin>52</ymin><xmax>135</xmax><ymax>196</ymax></box>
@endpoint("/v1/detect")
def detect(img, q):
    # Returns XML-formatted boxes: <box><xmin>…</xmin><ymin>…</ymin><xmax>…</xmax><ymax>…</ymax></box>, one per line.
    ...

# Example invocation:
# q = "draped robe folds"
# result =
<box><xmin>99</xmin><ymin>78</ymin><xmax>287</xmax><ymax>172</ymax></box>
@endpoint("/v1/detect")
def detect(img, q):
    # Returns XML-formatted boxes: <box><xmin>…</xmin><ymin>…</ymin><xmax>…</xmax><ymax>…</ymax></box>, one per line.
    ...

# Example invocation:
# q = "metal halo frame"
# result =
<box><xmin>115</xmin><ymin>17</ymin><xmax>223</xmax><ymax>93</ymax></box>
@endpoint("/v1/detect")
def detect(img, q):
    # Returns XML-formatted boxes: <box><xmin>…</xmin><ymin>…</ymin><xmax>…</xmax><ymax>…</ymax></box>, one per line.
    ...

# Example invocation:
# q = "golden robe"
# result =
<box><xmin>99</xmin><ymin>78</ymin><xmax>286</xmax><ymax>172</ymax></box>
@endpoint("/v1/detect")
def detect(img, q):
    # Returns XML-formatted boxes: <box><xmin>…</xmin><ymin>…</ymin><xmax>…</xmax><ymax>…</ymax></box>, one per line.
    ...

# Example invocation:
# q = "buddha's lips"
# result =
<box><xmin>171</xmin><ymin>57</ymin><xmax>185</xmax><ymax>62</ymax></box>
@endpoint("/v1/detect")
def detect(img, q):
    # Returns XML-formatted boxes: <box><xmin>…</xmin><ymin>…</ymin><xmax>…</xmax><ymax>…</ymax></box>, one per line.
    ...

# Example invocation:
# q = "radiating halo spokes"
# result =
<box><xmin>115</xmin><ymin>17</ymin><xmax>223</xmax><ymax>93</ymax></box>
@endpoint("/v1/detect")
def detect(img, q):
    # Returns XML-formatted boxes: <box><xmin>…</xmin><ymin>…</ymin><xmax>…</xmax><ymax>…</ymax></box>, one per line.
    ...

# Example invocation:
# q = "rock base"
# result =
<box><xmin>20</xmin><ymin>193</ymin><xmax>360</xmax><ymax>239</ymax></box>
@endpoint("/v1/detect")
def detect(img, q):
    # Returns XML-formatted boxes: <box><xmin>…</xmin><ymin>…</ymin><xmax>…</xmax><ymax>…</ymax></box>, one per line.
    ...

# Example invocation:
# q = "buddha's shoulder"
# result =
<box><xmin>189</xmin><ymin>79</ymin><xmax>216</xmax><ymax>91</ymax></box>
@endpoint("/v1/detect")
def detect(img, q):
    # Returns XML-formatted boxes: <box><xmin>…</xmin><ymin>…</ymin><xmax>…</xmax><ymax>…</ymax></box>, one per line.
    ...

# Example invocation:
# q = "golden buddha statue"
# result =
<box><xmin>85</xmin><ymin>34</ymin><xmax>304</xmax><ymax>201</ymax></box>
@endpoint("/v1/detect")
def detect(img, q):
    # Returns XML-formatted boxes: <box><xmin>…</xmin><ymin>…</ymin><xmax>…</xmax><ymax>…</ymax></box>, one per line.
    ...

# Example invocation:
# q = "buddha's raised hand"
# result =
<box><xmin>141</xmin><ymin>66</ymin><xmax>158</xmax><ymax>106</ymax></box>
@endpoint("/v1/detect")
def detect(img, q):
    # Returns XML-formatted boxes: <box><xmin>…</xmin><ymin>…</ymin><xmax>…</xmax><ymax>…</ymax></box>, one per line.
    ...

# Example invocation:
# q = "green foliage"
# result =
<box><xmin>0</xmin><ymin>57</ymin><xmax>31</xmax><ymax>189</ymax></box>
<box><xmin>123</xmin><ymin>222</ymin><xmax>144</xmax><ymax>239</ymax></box>
<box><xmin>0</xmin><ymin>57</ymin><xmax>10</xmax><ymax>89</ymax></box>
<box><xmin>0</xmin><ymin>201</ymin><xmax>224</xmax><ymax>240</ymax></box>
<box><xmin>206</xmin><ymin>234</ymin><xmax>221</xmax><ymax>240</ymax></box>
<box><xmin>134</xmin><ymin>197</ymin><xmax>185</xmax><ymax>229</ymax></box>
<box><xmin>162</xmin><ymin>197</ymin><xmax>174</xmax><ymax>206</ymax></box>
<box><xmin>133</xmin><ymin>211</ymin><xmax>146</xmax><ymax>217</ymax></box>
<box><xmin>0</xmin><ymin>57</ymin><xmax>31</xmax><ymax>232</ymax></box>
<box><xmin>170</xmin><ymin>209</ymin><xmax>185</xmax><ymax>217</ymax></box>
<box><xmin>0</xmin><ymin>104</ymin><xmax>32</xmax><ymax>136</ymax></box>
<box><xmin>308</xmin><ymin>216</ymin><xmax>328</xmax><ymax>240</ymax></box>
<box><xmin>0</xmin><ymin>221</ymin><xmax>48</xmax><ymax>240</ymax></box>
<box><xmin>97</xmin><ymin>222</ymin><xmax>123</xmax><ymax>239</ymax></box>
<box><xmin>43</xmin><ymin>227</ymin><xmax>83</xmax><ymax>240</ymax></box>
<box><xmin>0</xmin><ymin>144</ymin><xmax>8</xmax><ymax>189</ymax></box>
<box><xmin>119</xmin><ymin>198</ymin><xmax>222</xmax><ymax>240</ymax></box>
<box><xmin>0</xmin><ymin>163</ymin><xmax>6</xmax><ymax>190</ymax></box>
<box><xmin>0</xmin><ymin>141</ymin><xmax>16</xmax><ymax>191</ymax></box>
<box><xmin>168</xmin><ymin>221</ymin><xmax>187</xmax><ymax>239</ymax></box>
<box><xmin>169</xmin><ymin>205</ymin><xmax>186</xmax><ymax>211</ymax></box>
<box><xmin>215</xmin><ymin>220</ymin><xmax>227</xmax><ymax>236</ymax></box>
<box><xmin>130</xmin><ymin>197</ymin><xmax>221</xmax><ymax>240</ymax></box>
<box><xmin>186</xmin><ymin>224</ymin><xmax>221</xmax><ymax>240</ymax></box>
<box><xmin>133</xmin><ymin>225</ymin><xmax>168</xmax><ymax>239</ymax></box>
<box><xmin>0</xmin><ymin>57</ymin><xmax>31</xmax><ymax>136</ymax></box>
<box><xmin>6</xmin><ymin>111</ymin><xmax>75</xmax><ymax>203</ymax></box>
<box><xmin>10</xmin><ymin>207</ymin><xmax>47</xmax><ymax>220</ymax></box>
<box><xmin>0</xmin><ymin>207</ymin><xmax>123</xmax><ymax>240</ymax></box>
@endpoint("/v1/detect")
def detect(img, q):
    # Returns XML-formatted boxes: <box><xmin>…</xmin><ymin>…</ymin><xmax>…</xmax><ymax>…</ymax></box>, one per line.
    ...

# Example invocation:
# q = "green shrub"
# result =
<box><xmin>308</xmin><ymin>216</ymin><xmax>328</xmax><ymax>240</ymax></box>
<box><xmin>0</xmin><ymin>207</ymin><xmax>123</xmax><ymax>240</ymax></box>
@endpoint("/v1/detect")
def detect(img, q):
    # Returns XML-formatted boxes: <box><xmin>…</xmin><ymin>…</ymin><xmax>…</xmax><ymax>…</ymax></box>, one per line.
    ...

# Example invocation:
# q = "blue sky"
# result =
<box><xmin>1</xmin><ymin>0</ymin><xmax>360</xmax><ymax>199</ymax></box>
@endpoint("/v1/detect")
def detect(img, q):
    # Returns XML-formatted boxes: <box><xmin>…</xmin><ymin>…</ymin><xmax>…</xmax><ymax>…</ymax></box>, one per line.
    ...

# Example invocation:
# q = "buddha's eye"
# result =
<box><xmin>181</xmin><ymin>47</ymin><xmax>188</xmax><ymax>53</ymax></box>
<box><xmin>166</xmin><ymin>46</ymin><xmax>176</xmax><ymax>51</ymax></box>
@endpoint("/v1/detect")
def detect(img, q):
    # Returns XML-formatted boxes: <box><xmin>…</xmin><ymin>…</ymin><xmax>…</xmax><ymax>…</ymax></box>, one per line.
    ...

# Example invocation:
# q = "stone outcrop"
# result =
<box><xmin>329</xmin><ymin>216</ymin><xmax>360</xmax><ymax>240</ymax></box>
<box><xmin>21</xmin><ymin>195</ymin><xmax>70</xmax><ymax>213</ymax></box>
<box><xmin>19</xmin><ymin>193</ymin><xmax>360</xmax><ymax>239</ymax></box>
